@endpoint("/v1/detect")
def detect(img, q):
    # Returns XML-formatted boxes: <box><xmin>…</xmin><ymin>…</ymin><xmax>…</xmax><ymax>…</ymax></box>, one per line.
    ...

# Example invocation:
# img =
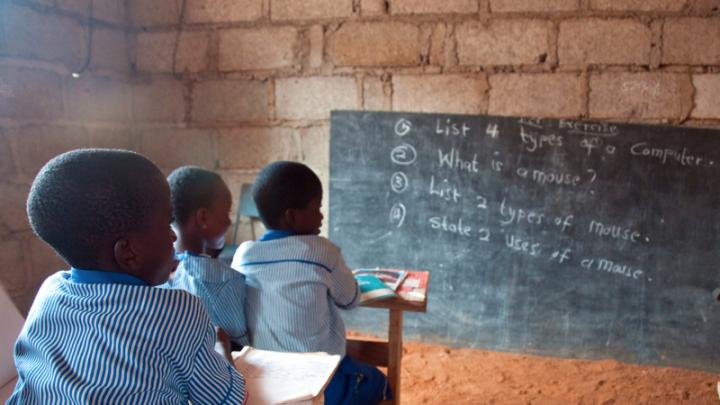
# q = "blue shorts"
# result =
<box><xmin>324</xmin><ymin>356</ymin><xmax>393</xmax><ymax>405</ymax></box>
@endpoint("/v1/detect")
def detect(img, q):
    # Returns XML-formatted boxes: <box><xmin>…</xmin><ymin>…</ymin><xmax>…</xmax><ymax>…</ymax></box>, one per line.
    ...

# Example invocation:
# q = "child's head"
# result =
<box><xmin>253</xmin><ymin>161</ymin><xmax>323</xmax><ymax>235</ymax></box>
<box><xmin>26</xmin><ymin>149</ymin><xmax>176</xmax><ymax>285</ymax></box>
<box><xmin>167</xmin><ymin>166</ymin><xmax>232</xmax><ymax>250</ymax></box>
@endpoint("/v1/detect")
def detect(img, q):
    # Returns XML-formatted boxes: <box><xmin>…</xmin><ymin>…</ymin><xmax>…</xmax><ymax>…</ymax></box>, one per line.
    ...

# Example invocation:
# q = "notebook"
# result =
<box><xmin>233</xmin><ymin>347</ymin><xmax>341</xmax><ymax>405</ymax></box>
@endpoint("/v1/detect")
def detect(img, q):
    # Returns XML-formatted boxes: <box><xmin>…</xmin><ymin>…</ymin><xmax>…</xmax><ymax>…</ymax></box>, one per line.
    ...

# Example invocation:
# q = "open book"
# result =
<box><xmin>353</xmin><ymin>268</ymin><xmax>429</xmax><ymax>303</ymax></box>
<box><xmin>233</xmin><ymin>347</ymin><xmax>341</xmax><ymax>405</ymax></box>
<box><xmin>353</xmin><ymin>268</ymin><xmax>408</xmax><ymax>303</ymax></box>
<box><xmin>353</xmin><ymin>268</ymin><xmax>408</xmax><ymax>290</ymax></box>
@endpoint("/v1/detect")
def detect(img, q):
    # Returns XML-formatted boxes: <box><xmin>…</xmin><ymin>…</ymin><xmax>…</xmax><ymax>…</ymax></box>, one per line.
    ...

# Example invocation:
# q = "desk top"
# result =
<box><xmin>360</xmin><ymin>295</ymin><xmax>427</xmax><ymax>313</ymax></box>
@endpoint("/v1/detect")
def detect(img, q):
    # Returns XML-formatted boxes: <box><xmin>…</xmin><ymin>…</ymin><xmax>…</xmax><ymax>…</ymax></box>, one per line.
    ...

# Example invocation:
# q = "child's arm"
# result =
<box><xmin>327</xmin><ymin>253</ymin><xmax>360</xmax><ymax>309</ymax></box>
<box><xmin>215</xmin><ymin>327</ymin><xmax>236</xmax><ymax>368</ymax></box>
<box><xmin>188</xmin><ymin>323</ymin><xmax>247</xmax><ymax>404</ymax></box>
<box><xmin>213</xmin><ymin>275</ymin><xmax>250</xmax><ymax>346</ymax></box>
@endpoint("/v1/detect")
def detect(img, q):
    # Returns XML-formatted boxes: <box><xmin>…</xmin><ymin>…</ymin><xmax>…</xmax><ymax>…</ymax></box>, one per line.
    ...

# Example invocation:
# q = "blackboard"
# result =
<box><xmin>329</xmin><ymin>110</ymin><xmax>720</xmax><ymax>372</ymax></box>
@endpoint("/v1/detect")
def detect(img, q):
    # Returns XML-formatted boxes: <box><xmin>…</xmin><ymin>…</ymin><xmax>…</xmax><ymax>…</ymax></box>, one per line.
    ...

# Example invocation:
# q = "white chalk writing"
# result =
<box><xmin>436</xmin><ymin>118</ymin><xmax>470</xmax><ymax>137</ymax></box>
<box><xmin>630</xmin><ymin>142</ymin><xmax>704</xmax><ymax>167</ymax></box>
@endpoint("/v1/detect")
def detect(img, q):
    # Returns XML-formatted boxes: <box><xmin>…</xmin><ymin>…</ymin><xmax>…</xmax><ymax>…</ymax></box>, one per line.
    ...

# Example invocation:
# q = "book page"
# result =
<box><xmin>233</xmin><ymin>348</ymin><xmax>341</xmax><ymax>405</ymax></box>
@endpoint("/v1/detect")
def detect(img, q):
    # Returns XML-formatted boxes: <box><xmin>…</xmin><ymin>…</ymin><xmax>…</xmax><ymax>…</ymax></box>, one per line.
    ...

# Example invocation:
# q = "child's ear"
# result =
<box><xmin>283</xmin><ymin>208</ymin><xmax>297</xmax><ymax>227</ymax></box>
<box><xmin>195</xmin><ymin>208</ymin><xmax>210</xmax><ymax>230</ymax></box>
<box><xmin>113</xmin><ymin>238</ymin><xmax>139</xmax><ymax>271</ymax></box>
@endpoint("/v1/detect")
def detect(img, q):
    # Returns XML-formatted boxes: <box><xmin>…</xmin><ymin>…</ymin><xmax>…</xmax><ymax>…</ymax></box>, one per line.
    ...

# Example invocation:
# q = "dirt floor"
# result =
<box><xmin>393</xmin><ymin>340</ymin><xmax>718</xmax><ymax>404</ymax></box>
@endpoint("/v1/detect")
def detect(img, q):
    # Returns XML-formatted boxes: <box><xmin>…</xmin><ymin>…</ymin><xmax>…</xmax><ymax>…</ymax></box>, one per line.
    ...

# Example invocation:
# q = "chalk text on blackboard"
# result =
<box><xmin>389</xmin><ymin>202</ymin><xmax>406</xmax><ymax>228</ymax></box>
<box><xmin>515</xmin><ymin>167</ymin><xmax>583</xmax><ymax>187</ymax></box>
<box><xmin>505</xmin><ymin>234</ymin><xmax>542</xmax><ymax>257</ymax></box>
<box><xmin>499</xmin><ymin>199</ymin><xmax>545</xmax><ymax>227</ymax></box>
<box><xmin>436</xmin><ymin>119</ymin><xmax>471</xmax><ymax>137</ymax></box>
<box><xmin>580</xmin><ymin>258</ymin><xmax>644</xmax><ymax>280</ymax></box>
<box><xmin>559</xmin><ymin>119</ymin><xmax>619</xmax><ymax>137</ymax></box>
<box><xmin>438</xmin><ymin>147</ymin><xmax>480</xmax><ymax>173</ymax></box>
<box><xmin>390</xmin><ymin>171</ymin><xmax>409</xmax><ymax>193</ymax></box>
<box><xmin>588</xmin><ymin>220</ymin><xmax>641</xmax><ymax>242</ymax></box>
<box><xmin>630</xmin><ymin>142</ymin><xmax>704</xmax><ymax>167</ymax></box>
<box><xmin>520</xmin><ymin>126</ymin><xmax>563</xmax><ymax>153</ymax></box>
<box><xmin>429</xmin><ymin>176</ymin><xmax>462</xmax><ymax>203</ymax></box>
<box><xmin>518</xmin><ymin>117</ymin><xmax>542</xmax><ymax>128</ymax></box>
<box><xmin>429</xmin><ymin>216</ymin><xmax>472</xmax><ymax>237</ymax></box>
<box><xmin>390</xmin><ymin>143</ymin><xmax>418</xmax><ymax>165</ymax></box>
<box><xmin>394</xmin><ymin>119</ymin><xmax>412</xmax><ymax>136</ymax></box>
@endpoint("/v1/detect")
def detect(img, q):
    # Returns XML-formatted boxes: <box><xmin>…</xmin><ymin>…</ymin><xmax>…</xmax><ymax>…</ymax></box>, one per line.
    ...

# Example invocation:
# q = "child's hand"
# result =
<box><xmin>215</xmin><ymin>327</ymin><xmax>236</xmax><ymax>368</ymax></box>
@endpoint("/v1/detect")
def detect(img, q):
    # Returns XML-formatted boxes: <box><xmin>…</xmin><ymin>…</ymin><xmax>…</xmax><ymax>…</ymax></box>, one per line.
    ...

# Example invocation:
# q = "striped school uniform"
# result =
<box><xmin>232</xmin><ymin>232</ymin><xmax>392</xmax><ymax>404</ymax></box>
<box><xmin>7</xmin><ymin>269</ymin><xmax>246</xmax><ymax>405</ymax></box>
<box><xmin>231</xmin><ymin>231</ymin><xmax>360</xmax><ymax>356</ymax></box>
<box><xmin>165</xmin><ymin>252</ymin><xmax>249</xmax><ymax>346</ymax></box>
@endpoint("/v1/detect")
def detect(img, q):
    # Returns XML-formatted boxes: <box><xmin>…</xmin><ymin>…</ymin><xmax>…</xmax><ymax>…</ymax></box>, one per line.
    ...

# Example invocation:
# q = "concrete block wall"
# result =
<box><xmin>128</xmin><ymin>0</ymin><xmax>720</xmax><ymax>258</ymax></box>
<box><xmin>128</xmin><ymin>0</ymin><xmax>720</xmax><ymax>164</ymax></box>
<box><xmin>2</xmin><ymin>0</ymin><xmax>720</xmax><ymax>313</ymax></box>
<box><xmin>0</xmin><ymin>0</ymin><xmax>130</xmax><ymax>313</ymax></box>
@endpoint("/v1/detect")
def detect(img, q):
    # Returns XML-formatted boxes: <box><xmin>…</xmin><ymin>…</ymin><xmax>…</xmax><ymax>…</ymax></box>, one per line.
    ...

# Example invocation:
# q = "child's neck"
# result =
<box><xmin>176</xmin><ymin>233</ymin><xmax>206</xmax><ymax>256</ymax></box>
<box><xmin>272</xmin><ymin>219</ymin><xmax>303</xmax><ymax>235</ymax></box>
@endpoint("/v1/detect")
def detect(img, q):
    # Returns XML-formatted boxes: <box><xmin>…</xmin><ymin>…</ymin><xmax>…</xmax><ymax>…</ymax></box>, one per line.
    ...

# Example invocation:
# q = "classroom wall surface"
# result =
<box><xmin>1</xmin><ymin>0</ymin><xmax>720</xmax><ymax>314</ymax></box>
<box><xmin>0</xmin><ymin>0</ymin><xmax>130</xmax><ymax>313</ymax></box>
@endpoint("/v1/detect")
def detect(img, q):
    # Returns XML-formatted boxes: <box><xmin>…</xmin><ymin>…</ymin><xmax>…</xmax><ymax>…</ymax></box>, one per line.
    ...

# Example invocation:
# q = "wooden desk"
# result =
<box><xmin>346</xmin><ymin>295</ymin><xmax>428</xmax><ymax>405</ymax></box>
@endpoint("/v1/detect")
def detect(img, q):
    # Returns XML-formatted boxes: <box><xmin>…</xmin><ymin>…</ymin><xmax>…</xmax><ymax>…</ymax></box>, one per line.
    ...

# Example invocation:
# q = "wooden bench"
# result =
<box><xmin>346</xmin><ymin>295</ymin><xmax>428</xmax><ymax>405</ymax></box>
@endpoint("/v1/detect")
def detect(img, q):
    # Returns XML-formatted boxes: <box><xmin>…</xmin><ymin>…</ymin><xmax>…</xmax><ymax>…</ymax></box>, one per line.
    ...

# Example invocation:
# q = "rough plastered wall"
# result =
<box><xmin>0</xmin><ymin>0</ymin><xmax>130</xmax><ymax>313</ymax></box>
<box><xmin>130</xmin><ymin>0</ymin><xmax>720</xmax><ymax>235</ymax></box>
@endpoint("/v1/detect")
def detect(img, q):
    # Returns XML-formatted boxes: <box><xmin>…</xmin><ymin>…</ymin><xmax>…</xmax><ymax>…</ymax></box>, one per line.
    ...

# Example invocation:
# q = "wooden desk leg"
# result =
<box><xmin>387</xmin><ymin>309</ymin><xmax>403</xmax><ymax>405</ymax></box>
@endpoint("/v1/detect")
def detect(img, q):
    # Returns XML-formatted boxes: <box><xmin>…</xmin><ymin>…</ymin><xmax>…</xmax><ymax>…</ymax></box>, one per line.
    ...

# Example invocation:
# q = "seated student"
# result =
<box><xmin>8</xmin><ymin>149</ymin><xmax>246</xmax><ymax>404</ymax></box>
<box><xmin>165</xmin><ymin>166</ymin><xmax>248</xmax><ymax>355</ymax></box>
<box><xmin>232</xmin><ymin>161</ymin><xmax>391</xmax><ymax>405</ymax></box>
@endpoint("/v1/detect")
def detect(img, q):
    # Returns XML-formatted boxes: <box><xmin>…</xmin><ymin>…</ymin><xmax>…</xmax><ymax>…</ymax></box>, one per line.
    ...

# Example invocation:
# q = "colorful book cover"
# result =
<box><xmin>353</xmin><ymin>268</ymin><xmax>408</xmax><ymax>291</ymax></box>
<box><xmin>354</xmin><ymin>274</ymin><xmax>397</xmax><ymax>303</ymax></box>
<box><xmin>396</xmin><ymin>271</ymin><xmax>429</xmax><ymax>302</ymax></box>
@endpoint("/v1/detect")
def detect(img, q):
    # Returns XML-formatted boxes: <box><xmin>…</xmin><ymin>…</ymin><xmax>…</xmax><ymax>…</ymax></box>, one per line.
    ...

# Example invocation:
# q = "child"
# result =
<box><xmin>232</xmin><ymin>161</ymin><xmax>391</xmax><ymax>405</ymax></box>
<box><xmin>9</xmin><ymin>149</ymin><xmax>246</xmax><ymax>404</ymax></box>
<box><xmin>165</xmin><ymin>166</ymin><xmax>248</xmax><ymax>354</ymax></box>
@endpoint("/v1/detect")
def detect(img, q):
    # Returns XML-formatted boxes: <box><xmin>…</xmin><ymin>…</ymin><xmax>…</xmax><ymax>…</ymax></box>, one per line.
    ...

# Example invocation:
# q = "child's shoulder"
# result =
<box><xmin>25</xmin><ymin>271</ymin><xmax>68</xmax><ymax>313</ymax></box>
<box><xmin>152</xmin><ymin>282</ymin><xmax>207</xmax><ymax>309</ymax></box>
<box><xmin>175</xmin><ymin>254</ymin><xmax>244</xmax><ymax>284</ymax></box>
<box><xmin>233</xmin><ymin>234</ymin><xmax>343</xmax><ymax>268</ymax></box>
<box><xmin>247</xmin><ymin>234</ymin><xmax>340</xmax><ymax>254</ymax></box>
<box><xmin>299</xmin><ymin>234</ymin><xmax>341</xmax><ymax>253</ymax></box>
<box><xmin>42</xmin><ymin>270</ymin><xmax>68</xmax><ymax>289</ymax></box>
<box><xmin>153</xmin><ymin>287</ymin><xmax>211</xmax><ymax>323</ymax></box>
<box><xmin>288</xmin><ymin>235</ymin><xmax>345</xmax><ymax>267</ymax></box>
<box><xmin>29</xmin><ymin>272</ymin><xmax>210</xmax><ymax>333</ymax></box>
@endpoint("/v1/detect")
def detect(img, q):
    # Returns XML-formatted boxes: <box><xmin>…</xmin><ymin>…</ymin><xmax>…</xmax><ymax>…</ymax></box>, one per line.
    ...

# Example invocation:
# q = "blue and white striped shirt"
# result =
<box><xmin>8</xmin><ymin>269</ymin><xmax>247</xmax><ymax>404</ymax></box>
<box><xmin>165</xmin><ymin>253</ymin><xmax>248</xmax><ymax>346</ymax></box>
<box><xmin>231</xmin><ymin>233</ymin><xmax>360</xmax><ymax>356</ymax></box>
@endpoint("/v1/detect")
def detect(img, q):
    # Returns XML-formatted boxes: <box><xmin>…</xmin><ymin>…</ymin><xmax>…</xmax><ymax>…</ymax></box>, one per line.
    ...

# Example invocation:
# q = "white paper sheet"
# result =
<box><xmin>233</xmin><ymin>347</ymin><xmax>341</xmax><ymax>405</ymax></box>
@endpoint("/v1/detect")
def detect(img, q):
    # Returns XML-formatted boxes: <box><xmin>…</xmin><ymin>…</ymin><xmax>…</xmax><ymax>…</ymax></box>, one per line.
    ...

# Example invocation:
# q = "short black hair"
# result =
<box><xmin>27</xmin><ymin>149</ymin><xmax>166</xmax><ymax>267</ymax></box>
<box><xmin>253</xmin><ymin>161</ymin><xmax>322</xmax><ymax>228</ymax></box>
<box><xmin>167</xmin><ymin>166</ymin><xmax>224</xmax><ymax>225</ymax></box>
